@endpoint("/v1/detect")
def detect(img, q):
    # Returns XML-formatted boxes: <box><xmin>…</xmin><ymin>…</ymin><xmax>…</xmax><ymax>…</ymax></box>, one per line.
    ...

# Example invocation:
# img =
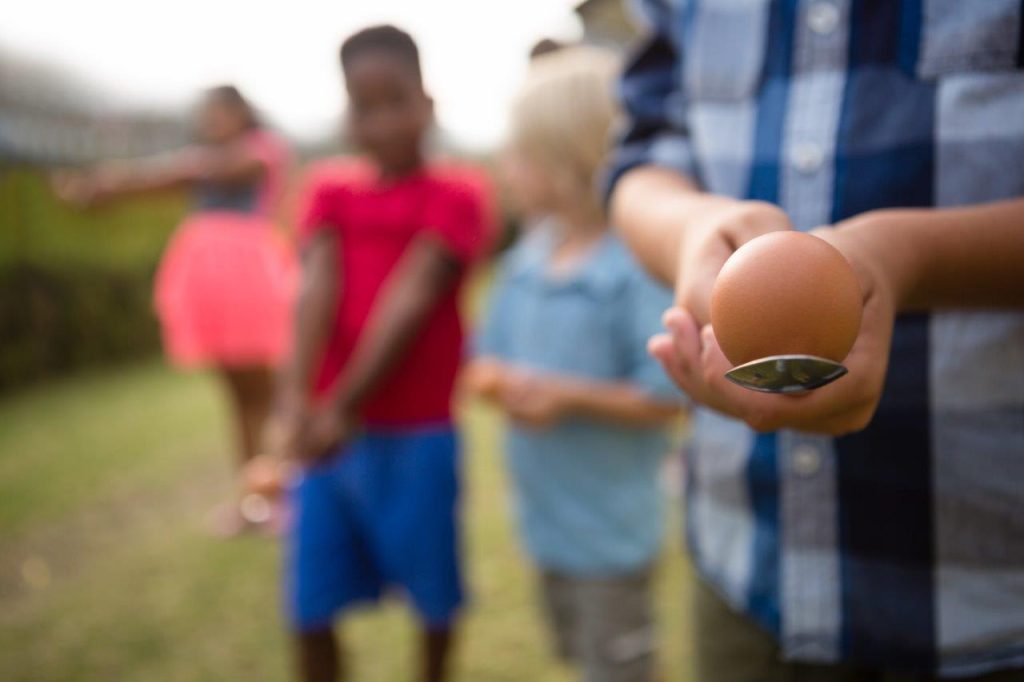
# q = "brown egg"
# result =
<box><xmin>710</xmin><ymin>231</ymin><xmax>862</xmax><ymax>366</ymax></box>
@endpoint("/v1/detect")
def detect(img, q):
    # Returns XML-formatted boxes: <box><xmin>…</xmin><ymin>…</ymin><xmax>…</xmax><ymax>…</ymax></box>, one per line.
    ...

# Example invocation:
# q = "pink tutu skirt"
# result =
<box><xmin>154</xmin><ymin>212</ymin><xmax>298</xmax><ymax>368</ymax></box>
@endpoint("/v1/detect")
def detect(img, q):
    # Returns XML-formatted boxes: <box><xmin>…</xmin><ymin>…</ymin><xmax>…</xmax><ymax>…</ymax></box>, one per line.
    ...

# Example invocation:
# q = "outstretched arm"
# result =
<box><xmin>51</xmin><ymin>142</ymin><xmax>266</xmax><ymax>206</ymax></box>
<box><xmin>832</xmin><ymin>199</ymin><xmax>1024</xmax><ymax>311</ymax></box>
<box><xmin>646</xmin><ymin>197</ymin><xmax>1024</xmax><ymax>436</ymax></box>
<box><xmin>611</xmin><ymin>166</ymin><xmax>793</xmax><ymax>325</ymax></box>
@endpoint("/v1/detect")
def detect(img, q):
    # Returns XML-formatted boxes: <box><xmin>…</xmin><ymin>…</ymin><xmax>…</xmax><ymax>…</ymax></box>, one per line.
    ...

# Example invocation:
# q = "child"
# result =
<box><xmin>608</xmin><ymin>2</ymin><xmax>1024</xmax><ymax>680</ymax></box>
<box><xmin>467</xmin><ymin>47</ymin><xmax>684</xmax><ymax>682</ymax></box>
<box><xmin>52</xmin><ymin>85</ymin><xmax>295</xmax><ymax>536</ymax></box>
<box><xmin>269</xmin><ymin>25</ymin><xmax>493</xmax><ymax>682</ymax></box>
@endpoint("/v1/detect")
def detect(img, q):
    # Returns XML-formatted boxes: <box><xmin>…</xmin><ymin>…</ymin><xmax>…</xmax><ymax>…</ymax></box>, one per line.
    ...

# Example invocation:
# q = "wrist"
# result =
<box><xmin>550</xmin><ymin>377</ymin><xmax>584</xmax><ymax>416</ymax></box>
<box><xmin>837</xmin><ymin>210</ymin><xmax>923</xmax><ymax>310</ymax></box>
<box><xmin>329</xmin><ymin>385</ymin><xmax>360</xmax><ymax>418</ymax></box>
<box><xmin>673</xmin><ymin>193</ymin><xmax>740</xmax><ymax>234</ymax></box>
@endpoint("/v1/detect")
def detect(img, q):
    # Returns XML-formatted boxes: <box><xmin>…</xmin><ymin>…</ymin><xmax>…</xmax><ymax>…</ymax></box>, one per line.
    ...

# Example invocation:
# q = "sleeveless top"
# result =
<box><xmin>192</xmin><ymin>129</ymin><xmax>289</xmax><ymax>217</ymax></box>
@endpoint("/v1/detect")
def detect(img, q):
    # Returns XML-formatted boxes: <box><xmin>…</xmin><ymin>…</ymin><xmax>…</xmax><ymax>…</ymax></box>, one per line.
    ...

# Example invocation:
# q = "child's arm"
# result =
<box><xmin>298</xmin><ymin>234</ymin><xmax>461</xmax><ymax>460</ymax></box>
<box><xmin>335</xmin><ymin>234</ymin><xmax>460</xmax><ymax>410</ymax></box>
<box><xmin>645</xmin><ymin>197</ymin><xmax>1024</xmax><ymax>436</ymax></box>
<box><xmin>51</xmin><ymin>143</ymin><xmax>266</xmax><ymax>206</ymax></box>
<box><xmin>830</xmin><ymin>201</ymin><xmax>1024</xmax><ymax>310</ymax></box>
<box><xmin>611</xmin><ymin>167</ymin><xmax>792</xmax><ymax>325</ymax></box>
<box><xmin>463</xmin><ymin>357</ymin><xmax>514</xmax><ymax>403</ymax></box>
<box><xmin>501</xmin><ymin>371</ymin><xmax>680</xmax><ymax>429</ymax></box>
<box><xmin>609</xmin><ymin>4</ymin><xmax>1023</xmax><ymax>435</ymax></box>
<box><xmin>269</xmin><ymin>230</ymin><xmax>338</xmax><ymax>431</ymax></box>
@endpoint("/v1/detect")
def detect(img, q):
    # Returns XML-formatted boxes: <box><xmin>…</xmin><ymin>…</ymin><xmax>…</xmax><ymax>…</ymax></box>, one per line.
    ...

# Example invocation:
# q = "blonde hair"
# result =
<box><xmin>508</xmin><ymin>46</ymin><xmax>620</xmax><ymax>219</ymax></box>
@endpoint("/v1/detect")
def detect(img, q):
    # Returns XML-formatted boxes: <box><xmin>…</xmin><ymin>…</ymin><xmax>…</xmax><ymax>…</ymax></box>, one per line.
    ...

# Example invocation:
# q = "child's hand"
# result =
<box><xmin>463</xmin><ymin>359</ymin><xmax>509</xmax><ymax>402</ymax></box>
<box><xmin>649</xmin><ymin>222</ymin><xmax>895</xmax><ymax>436</ymax></box>
<box><xmin>296</xmin><ymin>406</ymin><xmax>359</xmax><ymax>465</ymax></box>
<box><xmin>262</xmin><ymin>389</ymin><xmax>307</xmax><ymax>460</ymax></box>
<box><xmin>241</xmin><ymin>453</ymin><xmax>294</xmax><ymax>498</ymax></box>
<box><xmin>501</xmin><ymin>372</ymin><xmax>570</xmax><ymax>429</ymax></box>
<box><xmin>50</xmin><ymin>170</ymin><xmax>101</xmax><ymax>208</ymax></box>
<box><xmin>676</xmin><ymin>199</ymin><xmax>793</xmax><ymax>325</ymax></box>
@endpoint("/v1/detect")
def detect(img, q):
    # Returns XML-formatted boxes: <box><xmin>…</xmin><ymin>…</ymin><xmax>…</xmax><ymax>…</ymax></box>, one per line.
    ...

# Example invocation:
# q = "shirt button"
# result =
<box><xmin>807</xmin><ymin>1</ymin><xmax>840</xmax><ymax>35</ymax></box>
<box><xmin>792</xmin><ymin>446</ymin><xmax>822</xmax><ymax>477</ymax></box>
<box><xmin>792</xmin><ymin>142</ymin><xmax>825</xmax><ymax>173</ymax></box>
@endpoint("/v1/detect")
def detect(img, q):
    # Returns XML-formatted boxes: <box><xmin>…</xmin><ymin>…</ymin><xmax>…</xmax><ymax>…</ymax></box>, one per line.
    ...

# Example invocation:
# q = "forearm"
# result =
<box><xmin>91</xmin><ymin>155</ymin><xmax>197</xmax><ymax>199</ymax></box>
<box><xmin>336</xmin><ymin>296</ymin><xmax>431</xmax><ymax>412</ymax></box>
<box><xmin>553</xmin><ymin>376</ymin><xmax>680</xmax><ymax>427</ymax></box>
<box><xmin>463</xmin><ymin>357</ymin><xmax>512</xmax><ymax>402</ymax></box>
<box><xmin>277</xmin><ymin>281</ymin><xmax>333</xmax><ymax>405</ymax></box>
<box><xmin>90</xmin><ymin>145</ymin><xmax>263</xmax><ymax>199</ymax></box>
<box><xmin>838</xmin><ymin>198</ymin><xmax>1024</xmax><ymax>310</ymax></box>
<box><xmin>276</xmin><ymin>235</ymin><xmax>336</xmax><ymax>409</ymax></box>
<box><xmin>331</xmin><ymin>238</ymin><xmax>458</xmax><ymax>414</ymax></box>
<box><xmin>610</xmin><ymin>166</ymin><xmax>727</xmax><ymax>285</ymax></box>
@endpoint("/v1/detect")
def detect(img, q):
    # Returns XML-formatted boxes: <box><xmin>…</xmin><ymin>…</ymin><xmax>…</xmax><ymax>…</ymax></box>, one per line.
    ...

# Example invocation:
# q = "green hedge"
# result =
<box><xmin>0</xmin><ymin>167</ymin><xmax>186</xmax><ymax>270</ymax></box>
<box><xmin>1</xmin><ymin>167</ymin><xmax>186</xmax><ymax>390</ymax></box>
<box><xmin>0</xmin><ymin>263</ymin><xmax>163</xmax><ymax>390</ymax></box>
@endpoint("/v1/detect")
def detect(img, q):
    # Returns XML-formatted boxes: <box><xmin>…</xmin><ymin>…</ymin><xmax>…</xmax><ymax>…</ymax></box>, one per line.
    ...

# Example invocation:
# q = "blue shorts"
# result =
<box><xmin>286</xmin><ymin>424</ymin><xmax>464</xmax><ymax>631</ymax></box>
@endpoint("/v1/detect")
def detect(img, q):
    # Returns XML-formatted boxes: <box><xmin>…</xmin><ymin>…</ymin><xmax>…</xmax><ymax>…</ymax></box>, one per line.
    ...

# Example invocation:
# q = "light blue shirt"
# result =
<box><xmin>477</xmin><ymin>224</ymin><xmax>682</xmax><ymax>576</ymax></box>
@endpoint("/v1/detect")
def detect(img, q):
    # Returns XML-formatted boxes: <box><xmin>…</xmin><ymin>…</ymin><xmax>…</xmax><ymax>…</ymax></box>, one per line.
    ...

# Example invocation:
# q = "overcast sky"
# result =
<box><xmin>2</xmin><ymin>0</ymin><xmax>584</xmax><ymax>149</ymax></box>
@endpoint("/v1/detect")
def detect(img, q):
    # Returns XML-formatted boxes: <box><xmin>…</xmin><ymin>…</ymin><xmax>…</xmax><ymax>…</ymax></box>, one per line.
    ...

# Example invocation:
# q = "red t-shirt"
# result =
<box><xmin>298</xmin><ymin>158</ymin><xmax>495</xmax><ymax>426</ymax></box>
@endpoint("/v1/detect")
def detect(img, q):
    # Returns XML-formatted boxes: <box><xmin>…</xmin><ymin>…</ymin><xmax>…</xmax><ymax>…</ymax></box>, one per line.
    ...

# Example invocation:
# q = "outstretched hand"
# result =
<box><xmin>294</xmin><ymin>406</ymin><xmax>359</xmax><ymax>465</ymax></box>
<box><xmin>649</xmin><ymin>225</ymin><xmax>895</xmax><ymax>435</ymax></box>
<box><xmin>50</xmin><ymin>170</ymin><xmax>101</xmax><ymax>208</ymax></box>
<box><xmin>673</xmin><ymin>200</ymin><xmax>793</xmax><ymax>325</ymax></box>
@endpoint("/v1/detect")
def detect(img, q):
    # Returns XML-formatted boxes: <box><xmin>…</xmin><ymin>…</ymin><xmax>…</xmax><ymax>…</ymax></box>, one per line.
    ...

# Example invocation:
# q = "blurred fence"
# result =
<box><xmin>0</xmin><ymin>167</ymin><xmax>186</xmax><ymax>391</ymax></box>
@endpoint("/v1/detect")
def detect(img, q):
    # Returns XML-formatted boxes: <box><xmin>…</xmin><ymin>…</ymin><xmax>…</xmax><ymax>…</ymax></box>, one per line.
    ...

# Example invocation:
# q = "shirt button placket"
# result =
<box><xmin>791</xmin><ymin>142</ymin><xmax>825</xmax><ymax>175</ymax></box>
<box><xmin>807</xmin><ymin>1</ymin><xmax>840</xmax><ymax>36</ymax></box>
<box><xmin>792</xmin><ymin>444</ymin><xmax>822</xmax><ymax>477</ymax></box>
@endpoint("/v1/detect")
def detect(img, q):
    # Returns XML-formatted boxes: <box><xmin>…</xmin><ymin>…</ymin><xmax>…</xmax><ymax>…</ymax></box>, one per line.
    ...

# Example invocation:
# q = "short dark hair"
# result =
<box><xmin>340</xmin><ymin>25</ymin><xmax>422</xmax><ymax>84</ymax></box>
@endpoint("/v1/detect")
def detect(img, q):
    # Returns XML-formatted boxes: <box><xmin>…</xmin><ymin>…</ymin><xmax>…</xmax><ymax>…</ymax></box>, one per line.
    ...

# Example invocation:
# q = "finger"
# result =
<box><xmin>662</xmin><ymin>308</ymin><xmax>702</xmax><ymax>374</ymax></box>
<box><xmin>745</xmin><ymin>281</ymin><xmax>892</xmax><ymax>432</ymax></box>
<box><xmin>648</xmin><ymin>333</ymin><xmax>687</xmax><ymax>386</ymax></box>
<box><xmin>698</xmin><ymin>335</ymin><xmax>873</xmax><ymax>433</ymax></box>
<box><xmin>698</xmin><ymin>325</ymin><xmax>738</xmax><ymax>387</ymax></box>
<box><xmin>656</xmin><ymin>310</ymin><xmax>736</xmax><ymax>410</ymax></box>
<box><xmin>676</xmin><ymin>268</ymin><xmax>714</xmax><ymax>327</ymax></box>
<box><xmin>692</xmin><ymin>325</ymin><xmax>784</xmax><ymax>423</ymax></box>
<box><xmin>649</xmin><ymin>332</ymin><xmax>709</xmax><ymax>406</ymax></box>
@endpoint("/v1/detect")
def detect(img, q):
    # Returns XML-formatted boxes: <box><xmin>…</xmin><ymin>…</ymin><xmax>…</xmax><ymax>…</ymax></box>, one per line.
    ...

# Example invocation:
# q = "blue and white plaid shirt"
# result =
<box><xmin>609</xmin><ymin>0</ymin><xmax>1024</xmax><ymax>676</ymax></box>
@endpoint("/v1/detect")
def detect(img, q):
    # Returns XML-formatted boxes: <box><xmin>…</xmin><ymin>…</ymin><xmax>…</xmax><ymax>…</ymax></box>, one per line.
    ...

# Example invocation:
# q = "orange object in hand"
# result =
<box><xmin>710</xmin><ymin>231</ymin><xmax>862</xmax><ymax>366</ymax></box>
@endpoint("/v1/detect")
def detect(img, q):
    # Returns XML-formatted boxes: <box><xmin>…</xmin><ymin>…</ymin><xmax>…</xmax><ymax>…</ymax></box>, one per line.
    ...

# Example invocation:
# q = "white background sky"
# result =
<box><xmin>1</xmin><ymin>0</ymin><xmax>584</xmax><ymax>149</ymax></box>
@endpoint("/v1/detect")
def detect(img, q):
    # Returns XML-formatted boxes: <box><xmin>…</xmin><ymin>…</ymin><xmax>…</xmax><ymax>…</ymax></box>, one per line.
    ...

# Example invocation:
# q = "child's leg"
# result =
<box><xmin>574</xmin><ymin>566</ymin><xmax>657</xmax><ymax>682</ymax></box>
<box><xmin>420</xmin><ymin>626</ymin><xmax>454</xmax><ymax>682</ymax></box>
<box><xmin>287</xmin><ymin>444</ymin><xmax>384</xmax><ymax>680</ymax></box>
<box><xmin>296</xmin><ymin>627</ymin><xmax>343</xmax><ymax>682</ymax></box>
<box><xmin>537</xmin><ymin>570</ymin><xmax>582</xmax><ymax>663</ymax></box>
<box><xmin>208</xmin><ymin>365</ymin><xmax>275</xmax><ymax>535</ymax></box>
<box><xmin>367</xmin><ymin>427</ymin><xmax>465</xmax><ymax>682</ymax></box>
<box><xmin>219</xmin><ymin>364</ymin><xmax>274</xmax><ymax>466</ymax></box>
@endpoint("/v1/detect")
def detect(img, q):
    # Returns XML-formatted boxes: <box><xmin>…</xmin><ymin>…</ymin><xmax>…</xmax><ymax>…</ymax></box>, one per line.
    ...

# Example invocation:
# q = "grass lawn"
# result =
<box><xmin>0</xmin><ymin>360</ymin><xmax>694</xmax><ymax>681</ymax></box>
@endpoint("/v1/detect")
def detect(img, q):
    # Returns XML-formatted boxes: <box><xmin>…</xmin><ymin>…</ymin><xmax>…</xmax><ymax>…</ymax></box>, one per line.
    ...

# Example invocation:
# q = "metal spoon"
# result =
<box><xmin>724</xmin><ymin>354</ymin><xmax>847</xmax><ymax>394</ymax></box>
